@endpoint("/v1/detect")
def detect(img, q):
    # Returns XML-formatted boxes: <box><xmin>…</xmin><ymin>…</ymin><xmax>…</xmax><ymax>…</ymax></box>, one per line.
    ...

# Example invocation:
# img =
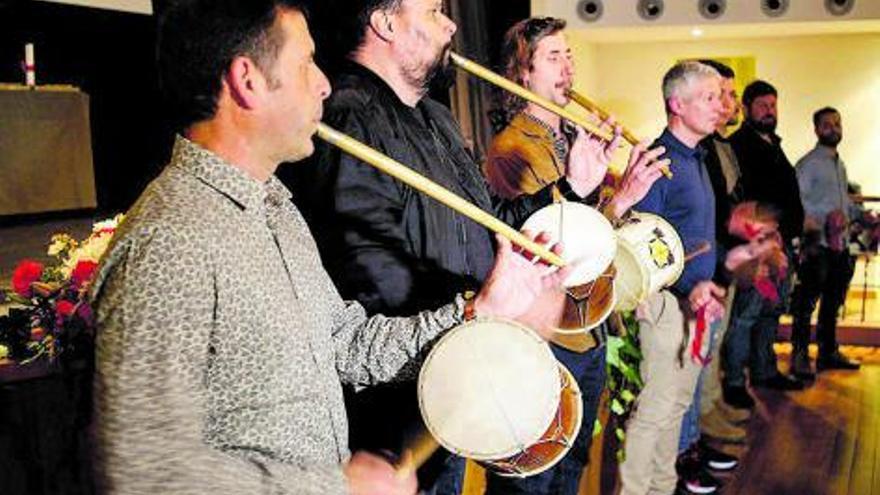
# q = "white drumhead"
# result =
<box><xmin>520</xmin><ymin>202</ymin><xmax>617</xmax><ymax>287</ymax></box>
<box><xmin>418</xmin><ymin>319</ymin><xmax>561</xmax><ymax>460</ymax></box>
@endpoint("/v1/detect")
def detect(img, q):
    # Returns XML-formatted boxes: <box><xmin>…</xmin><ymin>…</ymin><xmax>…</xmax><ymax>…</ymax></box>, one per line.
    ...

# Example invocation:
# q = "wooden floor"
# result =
<box><xmin>460</xmin><ymin>345</ymin><xmax>880</xmax><ymax>495</ymax></box>
<box><xmin>717</xmin><ymin>345</ymin><xmax>880</xmax><ymax>495</ymax></box>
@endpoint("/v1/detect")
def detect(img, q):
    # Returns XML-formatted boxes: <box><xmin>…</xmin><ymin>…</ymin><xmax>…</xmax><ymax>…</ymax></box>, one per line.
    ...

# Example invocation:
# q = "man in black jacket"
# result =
<box><xmin>730</xmin><ymin>80</ymin><xmax>804</xmax><ymax>247</ymax></box>
<box><xmin>279</xmin><ymin>1</ymin><xmax>622</xmax><ymax>493</ymax></box>
<box><xmin>727</xmin><ymin>80</ymin><xmax>804</xmax><ymax>395</ymax></box>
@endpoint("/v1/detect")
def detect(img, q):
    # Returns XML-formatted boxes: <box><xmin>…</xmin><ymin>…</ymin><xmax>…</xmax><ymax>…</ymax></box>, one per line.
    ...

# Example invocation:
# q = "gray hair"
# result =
<box><xmin>662</xmin><ymin>61</ymin><xmax>720</xmax><ymax>113</ymax></box>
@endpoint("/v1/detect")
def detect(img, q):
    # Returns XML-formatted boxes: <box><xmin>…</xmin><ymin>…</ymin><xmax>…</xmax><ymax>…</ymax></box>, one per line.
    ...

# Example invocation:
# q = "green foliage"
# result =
<box><xmin>604</xmin><ymin>311</ymin><xmax>643</xmax><ymax>462</ymax></box>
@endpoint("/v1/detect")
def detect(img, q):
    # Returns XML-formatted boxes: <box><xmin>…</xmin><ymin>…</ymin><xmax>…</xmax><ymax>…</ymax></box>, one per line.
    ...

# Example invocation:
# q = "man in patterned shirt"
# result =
<box><xmin>89</xmin><ymin>1</ymin><xmax>569</xmax><ymax>494</ymax></box>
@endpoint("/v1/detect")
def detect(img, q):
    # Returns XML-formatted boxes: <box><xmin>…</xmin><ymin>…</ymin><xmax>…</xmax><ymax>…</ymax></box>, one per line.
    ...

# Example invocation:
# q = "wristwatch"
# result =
<box><xmin>556</xmin><ymin>176</ymin><xmax>582</xmax><ymax>202</ymax></box>
<box><xmin>557</xmin><ymin>177</ymin><xmax>601</xmax><ymax>205</ymax></box>
<box><xmin>462</xmin><ymin>290</ymin><xmax>478</xmax><ymax>322</ymax></box>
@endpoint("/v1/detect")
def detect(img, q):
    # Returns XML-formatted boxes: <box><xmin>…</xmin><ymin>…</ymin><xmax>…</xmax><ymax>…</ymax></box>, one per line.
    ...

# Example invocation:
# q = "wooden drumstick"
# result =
<box><xmin>395</xmin><ymin>428</ymin><xmax>441</xmax><ymax>479</ymax></box>
<box><xmin>684</xmin><ymin>241</ymin><xmax>712</xmax><ymax>263</ymax></box>
<box><xmin>317</xmin><ymin>123</ymin><xmax>566</xmax><ymax>267</ymax></box>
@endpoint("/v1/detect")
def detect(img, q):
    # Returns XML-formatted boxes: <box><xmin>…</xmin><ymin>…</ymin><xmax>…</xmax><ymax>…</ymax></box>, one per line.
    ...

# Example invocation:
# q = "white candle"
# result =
<box><xmin>25</xmin><ymin>43</ymin><xmax>35</xmax><ymax>87</ymax></box>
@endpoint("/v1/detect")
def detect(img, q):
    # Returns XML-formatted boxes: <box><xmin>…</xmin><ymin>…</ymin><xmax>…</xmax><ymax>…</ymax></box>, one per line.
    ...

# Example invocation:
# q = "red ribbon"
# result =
<box><xmin>691</xmin><ymin>306</ymin><xmax>708</xmax><ymax>365</ymax></box>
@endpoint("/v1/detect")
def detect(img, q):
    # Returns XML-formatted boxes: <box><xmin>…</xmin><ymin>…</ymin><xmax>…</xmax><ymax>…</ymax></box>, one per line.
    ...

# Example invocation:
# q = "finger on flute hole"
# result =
<box><xmin>646</xmin><ymin>144</ymin><xmax>673</xmax><ymax>179</ymax></box>
<box><xmin>521</xmin><ymin>230</ymin><xmax>553</xmax><ymax>263</ymax></box>
<box><xmin>514</xmin><ymin>228</ymin><xmax>535</xmax><ymax>255</ymax></box>
<box><xmin>533</xmin><ymin>240</ymin><xmax>564</xmax><ymax>266</ymax></box>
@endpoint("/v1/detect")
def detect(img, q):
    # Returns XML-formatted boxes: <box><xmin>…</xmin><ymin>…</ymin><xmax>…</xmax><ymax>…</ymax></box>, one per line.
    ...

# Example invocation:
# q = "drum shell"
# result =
<box><xmin>613</xmin><ymin>212</ymin><xmax>685</xmax><ymax>311</ymax></box>
<box><xmin>479</xmin><ymin>365</ymin><xmax>583</xmax><ymax>477</ymax></box>
<box><xmin>556</xmin><ymin>265</ymin><xmax>616</xmax><ymax>333</ymax></box>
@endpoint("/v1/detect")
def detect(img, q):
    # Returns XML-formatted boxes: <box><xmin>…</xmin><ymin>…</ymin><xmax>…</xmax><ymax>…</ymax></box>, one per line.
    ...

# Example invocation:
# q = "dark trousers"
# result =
<box><xmin>484</xmin><ymin>343</ymin><xmax>607</xmax><ymax>495</ymax></box>
<box><xmin>344</xmin><ymin>381</ymin><xmax>466</xmax><ymax>495</ymax></box>
<box><xmin>790</xmin><ymin>246</ymin><xmax>853</xmax><ymax>358</ymax></box>
<box><xmin>722</xmin><ymin>285</ymin><xmax>785</xmax><ymax>387</ymax></box>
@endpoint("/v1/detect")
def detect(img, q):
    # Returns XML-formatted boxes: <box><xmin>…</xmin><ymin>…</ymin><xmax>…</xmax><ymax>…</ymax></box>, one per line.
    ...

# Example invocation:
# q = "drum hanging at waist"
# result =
<box><xmin>613</xmin><ymin>211</ymin><xmax>685</xmax><ymax>312</ymax></box>
<box><xmin>418</xmin><ymin>319</ymin><xmax>583</xmax><ymax>477</ymax></box>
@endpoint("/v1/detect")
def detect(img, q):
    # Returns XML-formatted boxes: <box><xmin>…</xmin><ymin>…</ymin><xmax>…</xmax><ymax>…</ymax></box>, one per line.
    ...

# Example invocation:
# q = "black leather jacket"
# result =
<box><xmin>280</xmin><ymin>62</ymin><xmax>552</xmax><ymax>316</ymax></box>
<box><xmin>729</xmin><ymin>123</ymin><xmax>805</xmax><ymax>246</ymax></box>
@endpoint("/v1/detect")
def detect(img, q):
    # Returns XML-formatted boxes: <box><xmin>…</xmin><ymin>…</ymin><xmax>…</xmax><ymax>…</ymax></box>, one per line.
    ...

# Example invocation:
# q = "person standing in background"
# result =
<box><xmin>727</xmin><ymin>80</ymin><xmax>804</xmax><ymax>399</ymax></box>
<box><xmin>790</xmin><ymin>107</ymin><xmax>861</xmax><ymax>376</ymax></box>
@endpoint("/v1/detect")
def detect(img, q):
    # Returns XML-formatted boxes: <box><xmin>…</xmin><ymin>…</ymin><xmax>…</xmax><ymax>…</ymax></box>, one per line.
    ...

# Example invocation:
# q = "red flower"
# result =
<box><xmin>30</xmin><ymin>327</ymin><xmax>46</xmax><ymax>341</ymax></box>
<box><xmin>56</xmin><ymin>300</ymin><xmax>77</xmax><ymax>319</ymax></box>
<box><xmin>71</xmin><ymin>260</ymin><xmax>98</xmax><ymax>288</ymax></box>
<box><xmin>11</xmin><ymin>260</ymin><xmax>44</xmax><ymax>297</ymax></box>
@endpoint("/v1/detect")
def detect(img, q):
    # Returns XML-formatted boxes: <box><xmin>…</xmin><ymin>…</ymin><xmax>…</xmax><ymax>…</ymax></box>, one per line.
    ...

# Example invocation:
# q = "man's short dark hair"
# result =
<box><xmin>813</xmin><ymin>106</ymin><xmax>839</xmax><ymax>127</ymax></box>
<box><xmin>742</xmin><ymin>79</ymin><xmax>777</xmax><ymax>108</ymax></box>
<box><xmin>290</xmin><ymin>0</ymin><xmax>401</xmax><ymax>79</ymax></box>
<box><xmin>697</xmin><ymin>59</ymin><xmax>735</xmax><ymax>79</ymax></box>
<box><xmin>351</xmin><ymin>0</ymin><xmax>403</xmax><ymax>53</ymax></box>
<box><xmin>157</xmin><ymin>0</ymin><xmax>307</xmax><ymax>130</ymax></box>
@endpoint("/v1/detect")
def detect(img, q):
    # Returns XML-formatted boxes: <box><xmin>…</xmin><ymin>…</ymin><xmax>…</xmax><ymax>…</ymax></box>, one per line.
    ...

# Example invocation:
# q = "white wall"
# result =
<box><xmin>535</xmin><ymin>0</ymin><xmax>880</xmax><ymax>29</ymax></box>
<box><xmin>36</xmin><ymin>0</ymin><xmax>152</xmax><ymax>15</ymax></box>
<box><xmin>565</xmin><ymin>32</ymin><xmax>880</xmax><ymax>195</ymax></box>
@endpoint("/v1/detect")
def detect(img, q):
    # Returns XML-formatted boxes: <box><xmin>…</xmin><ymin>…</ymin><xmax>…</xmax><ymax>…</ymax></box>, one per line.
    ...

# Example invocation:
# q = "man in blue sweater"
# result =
<box><xmin>619</xmin><ymin>61</ymin><xmax>726</xmax><ymax>495</ymax></box>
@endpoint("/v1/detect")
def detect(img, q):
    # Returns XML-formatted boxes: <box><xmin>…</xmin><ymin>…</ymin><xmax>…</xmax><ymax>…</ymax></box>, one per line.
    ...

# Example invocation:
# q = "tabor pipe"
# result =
<box><xmin>449</xmin><ymin>52</ymin><xmax>614</xmax><ymax>143</ymax></box>
<box><xmin>316</xmin><ymin>123</ymin><xmax>566</xmax><ymax>267</ymax></box>
<box><xmin>449</xmin><ymin>53</ymin><xmax>671</xmax><ymax>180</ymax></box>
<box><xmin>567</xmin><ymin>89</ymin><xmax>672</xmax><ymax>179</ymax></box>
<box><xmin>566</xmin><ymin>89</ymin><xmax>640</xmax><ymax>146</ymax></box>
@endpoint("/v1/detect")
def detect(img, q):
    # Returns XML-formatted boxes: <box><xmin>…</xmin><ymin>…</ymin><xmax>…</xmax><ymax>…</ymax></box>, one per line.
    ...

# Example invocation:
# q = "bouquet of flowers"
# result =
<box><xmin>0</xmin><ymin>215</ymin><xmax>123</xmax><ymax>365</ymax></box>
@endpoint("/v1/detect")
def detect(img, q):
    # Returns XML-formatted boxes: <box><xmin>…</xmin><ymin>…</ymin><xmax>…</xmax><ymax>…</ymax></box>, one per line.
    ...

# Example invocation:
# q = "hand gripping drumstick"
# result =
<box><xmin>395</xmin><ymin>429</ymin><xmax>441</xmax><ymax>479</ymax></box>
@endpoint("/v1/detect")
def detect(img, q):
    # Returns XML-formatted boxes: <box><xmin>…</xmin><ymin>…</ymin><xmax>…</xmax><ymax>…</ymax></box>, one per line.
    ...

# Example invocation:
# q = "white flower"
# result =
<box><xmin>92</xmin><ymin>214</ymin><xmax>124</xmax><ymax>234</ymax></box>
<box><xmin>47</xmin><ymin>234</ymin><xmax>76</xmax><ymax>257</ymax></box>
<box><xmin>59</xmin><ymin>217</ymin><xmax>121</xmax><ymax>277</ymax></box>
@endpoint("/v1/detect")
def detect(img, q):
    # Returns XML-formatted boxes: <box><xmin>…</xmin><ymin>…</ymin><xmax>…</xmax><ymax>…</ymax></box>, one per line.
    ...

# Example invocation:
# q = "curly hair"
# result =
<box><xmin>490</xmin><ymin>17</ymin><xmax>567</xmax><ymax>131</ymax></box>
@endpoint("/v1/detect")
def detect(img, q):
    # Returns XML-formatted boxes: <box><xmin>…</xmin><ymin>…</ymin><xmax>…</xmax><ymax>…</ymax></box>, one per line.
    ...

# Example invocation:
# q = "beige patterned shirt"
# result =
<box><xmin>90</xmin><ymin>136</ymin><xmax>465</xmax><ymax>494</ymax></box>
